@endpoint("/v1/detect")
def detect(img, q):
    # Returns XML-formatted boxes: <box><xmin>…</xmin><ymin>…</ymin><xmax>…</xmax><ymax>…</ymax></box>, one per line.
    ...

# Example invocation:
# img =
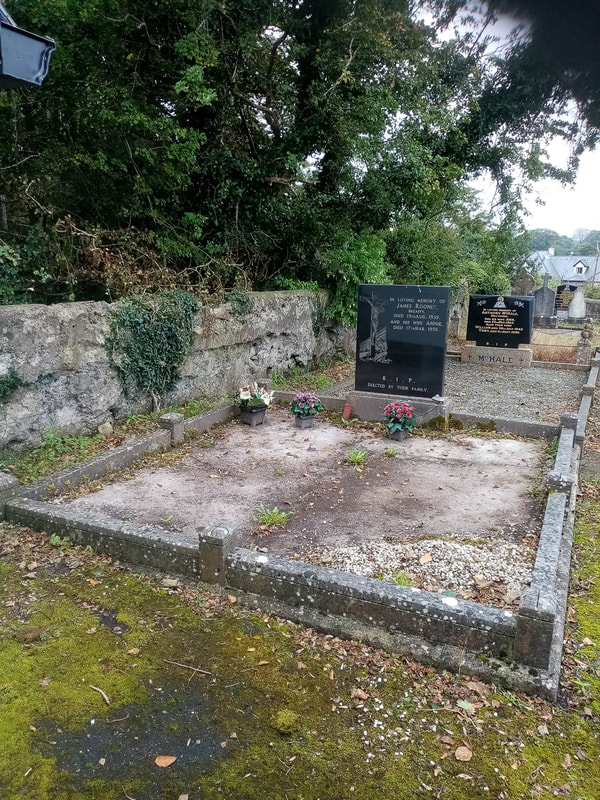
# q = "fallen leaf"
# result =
<box><xmin>581</xmin><ymin>637</ymin><xmax>595</xmax><ymax>646</ymax></box>
<box><xmin>178</xmin><ymin>795</ymin><xmax>189</xmax><ymax>800</ymax></box>
<box><xmin>27</xmin><ymin>562</ymin><xmax>38</xmax><ymax>571</ymax></box>
<box><xmin>297</xmin><ymin>662</ymin><xmax>307</xmax><ymax>669</ymax></box>
<box><xmin>227</xmin><ymin>595</ymin><xmax>237</xmax><ymax>604</ymax></box>
<box><xmin>209</xmin><ymin>474</ymin><xmax>219</xmax><ymax>478</ymax></box>
<box><xmin>220</xmin><ymin>741</ymin><xmax>227</xmax><ymax>749</ymax></box>
<box><xmin>89</xmin><ymin>579</ymin><xmax>100</xmax><ymax>586</ymax></box>
<box><xmin>576</xmin><ymin>747</ymin><xmax>586</xmax><ymax>761</ymax></box>
<box><xmin>584</xmin><ymin>707</ymin><xmax>593</xmax><ymax>717</ymax></box>
<box><xmin>229</xmin><ymin>732</ymin><xmax>238</xmax><ymax>739</ymax></box>
<box><xmin>98</xmin><ymin>758</ymin><xmax>105</xmax><ymax>766</ymax></box>
<box><xmin>86</xmin><ymin>627</ymin><xmax>97</xmax><ymax>635</ymax></box>
<box><xmin>419</xmin><ymin>553</ymin><xmax>432</xmax><ymax>565</ymax></box>
<box><xmin>247</xmin><ymin>647</ymin><xmax>256</xmax><ymax>652</ymax></box>
<box><xmin>440</xmin><ymin>735</ymin><xmax>454</xmax><ymax>745</ymax></box>
<box><xmin>351</xmin><ymin>687</ymin><xmax>369</xmax><ymax>701</ymax></box>
<box><xmin>258</xmin><ymin>660</ymin><xmax>269</xmax><ymax>666</ymax></box>
<box><xmin>40</xmin><ymin>677</ymin><xmax>51</xmax><ymax>687</ymax></box>
<box><xmin>455</xmin><ymin>746</ymin><xmax>472</xmax><ymax>762</ymax></box>
<box><xmin>490</xmin><ymin>699</ymin><xmax>501</xmax><ymax>708</ymax></box>
<box><xmin>457</xmin><ymin>699</ymin><xmax>475</xmax><ymax>714</ymax></box>
<box><xmin>562</xmin><ymin>754</ymin><xmax>571</xmax><ymax>770</ymax></box>
<box><xmin>128</xmin><ymin>647</ymin><xmax>140</xmax><ymax>656</ymax></box>
<box><xmin>155</xmin><ymin>756</ymin><xmax>177</xmax><ymax>768</ymax></box>
<box><xmin>537</xmin><ymin>724</ymin><xmax>549</xmax><ymax>736</ymax></box>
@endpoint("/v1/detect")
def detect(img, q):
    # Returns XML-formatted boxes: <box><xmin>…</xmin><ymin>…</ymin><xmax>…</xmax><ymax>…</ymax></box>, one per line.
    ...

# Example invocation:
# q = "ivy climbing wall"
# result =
<box><xmin>0</xmin><ymin>291</ymin><xmax>352</xmax><ymax>450</ymax></box>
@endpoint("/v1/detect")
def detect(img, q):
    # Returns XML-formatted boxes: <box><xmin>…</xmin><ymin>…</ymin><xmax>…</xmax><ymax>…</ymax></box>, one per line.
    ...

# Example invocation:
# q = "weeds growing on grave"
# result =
<box><xmin>0</xmin><ymin>397</ymin><xmax>219</xmax><ymax>484</ymax></box>
<box><xmin>254</xmin><ymin>504</ymin><xmax>292</xmax><ymax>526</ymax></box>
<box><xmin>346</xmin><ymin>447</ymin><xmax>368</xmax><ymax>465</ymax></box>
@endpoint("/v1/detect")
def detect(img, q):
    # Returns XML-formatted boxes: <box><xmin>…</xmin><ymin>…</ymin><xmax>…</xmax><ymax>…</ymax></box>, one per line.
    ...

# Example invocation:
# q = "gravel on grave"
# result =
<box><xmin>443</xmin><ymin>361</ymin><xmax>585</xmax><ymax>422</ymax></box>
<box><xmin>326</xmin><ymin>360</ymin><xmax>585</xmax><ymax>423</ymax></box>
<box><xmin>301</xmin><ymin>538</ymin><xmax>532</xmax><ymax>608</ymax></box>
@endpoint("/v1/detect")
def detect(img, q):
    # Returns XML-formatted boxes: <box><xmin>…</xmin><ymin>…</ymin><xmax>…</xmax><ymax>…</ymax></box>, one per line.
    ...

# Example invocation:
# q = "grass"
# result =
<box><xmin>346</xmin><ymin>447</ymin><xmax>368</xmax><ymax>465</ymax></box>
<box><xmin>2</xmin><ymin>493</ymin><xmax>600</xmax><ymax>799</ymax></box>
<box><xmin>0</xmin><ymin>397</ymin><xmax>219</xmax><ymax>484</ymax></box>
<box><xmin>253</xmin><ymin>504</ymin><xmax>292</xmax><ymax>526</ymax></box>
<box><xmin>269</xmin><ymin>355</ymin><xmax>353</xmax><ymax>392</ymax></box>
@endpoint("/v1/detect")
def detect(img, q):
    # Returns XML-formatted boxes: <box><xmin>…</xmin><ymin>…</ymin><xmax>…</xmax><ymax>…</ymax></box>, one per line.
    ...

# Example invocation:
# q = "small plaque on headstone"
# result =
<box><xmin>466</xmin><ymin>295</ymin><xmax>533</xmax><ymax>347</ymax></box>
<box><xmin>355</xmin><ymin>284</ymin><xmax>449</xmax><ymax>398</ymax></box>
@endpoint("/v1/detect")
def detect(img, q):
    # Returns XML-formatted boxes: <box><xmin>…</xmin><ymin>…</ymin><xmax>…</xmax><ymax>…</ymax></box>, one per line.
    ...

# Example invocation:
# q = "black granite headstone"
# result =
<box><xmin>355</xmin><ymin>284</ymin><xmax>449</xmax><ymax>398</ymax></box>
<box><xmin>555</xmin><ymin>284</ymin><xmax>577</xmax><ymax>311</ymax></box>
<box><xmin>466</xmin><ymin>295</ymin><xmax>533</xmax><ymax>348</ymax></box>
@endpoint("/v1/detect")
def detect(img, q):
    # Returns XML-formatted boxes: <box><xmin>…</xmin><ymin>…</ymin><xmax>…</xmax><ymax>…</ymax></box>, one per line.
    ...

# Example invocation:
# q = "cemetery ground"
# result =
<box><xmin>2</xmin><ymin>478</ymin><xmax>600</xmax><ymax>800</ymax></box>
<box><xmin>51</xmin><ymin>410</ymin><xmax>546</xmax><ymax>609</ymax></box>
<box><xmin>1</xmin><ymin>357</ymin><xmax>600</xmax><ymax>798</ymax></box>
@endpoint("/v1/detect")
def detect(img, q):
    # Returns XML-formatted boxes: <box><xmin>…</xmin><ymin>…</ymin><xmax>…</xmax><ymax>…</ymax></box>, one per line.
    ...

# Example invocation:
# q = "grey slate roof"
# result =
<box><xmin>527</xmin><ymin>251</ymin><xmax>597</xmax><ymax>284</ymax></box>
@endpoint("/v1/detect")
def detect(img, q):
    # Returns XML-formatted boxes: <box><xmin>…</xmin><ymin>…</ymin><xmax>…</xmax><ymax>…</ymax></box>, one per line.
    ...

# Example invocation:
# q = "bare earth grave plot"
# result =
<box><xmin>55</xmin><ymin>408</ymin><xmax>547</xmax><ymax>610</ymax></box>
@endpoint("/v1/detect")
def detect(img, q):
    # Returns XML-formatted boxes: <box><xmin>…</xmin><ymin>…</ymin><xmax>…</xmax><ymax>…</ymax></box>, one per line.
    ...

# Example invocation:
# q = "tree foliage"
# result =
<box><xmin>0</xmin><ymin>0</ymin><xmax>585</xmax><ymax>314</ymax></box>
<box><xmin>529</xmin><ymin>228</ymin><xmax>600</xmax><ymax>258</ymax></box>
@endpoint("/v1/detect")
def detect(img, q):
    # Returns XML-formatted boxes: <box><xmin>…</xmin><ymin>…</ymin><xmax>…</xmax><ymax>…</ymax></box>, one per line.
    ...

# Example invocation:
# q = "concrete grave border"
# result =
<box><xmin>1</xmin><ymin>354</ymin><xmax>598</xmax><ymax>698</ymax></box>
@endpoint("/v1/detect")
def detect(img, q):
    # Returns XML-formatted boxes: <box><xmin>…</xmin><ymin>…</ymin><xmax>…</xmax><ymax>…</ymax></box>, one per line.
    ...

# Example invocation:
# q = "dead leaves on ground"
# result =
<box><xmin>154</xmin><ymin>755</ymin><xmax>177</xmax><ymax>768</ymax></box>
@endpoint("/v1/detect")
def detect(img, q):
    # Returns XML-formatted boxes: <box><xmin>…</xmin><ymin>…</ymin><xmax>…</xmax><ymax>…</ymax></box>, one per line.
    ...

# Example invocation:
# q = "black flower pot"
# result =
<box><xmin>0</xmin><ymin>9</ymin><xmax>55</xmax><ymax>89</ymax></box>
<box><xmin>239</xmin><ymin>406</ymin><xmax>267</xmax><ymax>427</ymax></box>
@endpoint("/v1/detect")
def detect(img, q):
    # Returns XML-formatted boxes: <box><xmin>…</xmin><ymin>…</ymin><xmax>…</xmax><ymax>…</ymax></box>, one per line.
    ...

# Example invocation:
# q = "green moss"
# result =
<box><xmin>3</xmin><ymin>512</ymin><xmax>600</xmax><ymax>800</ymax></box>
<box><xmin>475</xmin><ymin>419</ymin><xmax>497</xmax><ymax>432</ymax></box>
<box><xmin>426</xmin><ymin>415</ymin><xmax>448</xmax><ymax>431</ymax></box>
<box><xmin>448</xmin><ymin>414</ymin><xmax>463</xmax><ymax>430</ymax></box>
<box><xmin>270</xmin><ymin>709</ymin><xmax>300</xmax><ymax>734</ymax></box>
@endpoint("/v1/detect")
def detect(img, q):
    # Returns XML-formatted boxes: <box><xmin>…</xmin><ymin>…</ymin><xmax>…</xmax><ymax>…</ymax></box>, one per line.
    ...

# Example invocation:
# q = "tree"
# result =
<box><xmin>0</xmin><ymin>0</ymin><xmax>569</xmax><ymax>312</ymax></box>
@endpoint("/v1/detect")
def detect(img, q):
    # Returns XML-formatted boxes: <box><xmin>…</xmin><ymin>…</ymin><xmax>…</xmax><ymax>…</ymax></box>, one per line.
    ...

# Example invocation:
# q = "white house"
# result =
<box><xmin>527</xmin><ymin>250</ymin><xmax>597</xmax><ymax>285</ymax></box>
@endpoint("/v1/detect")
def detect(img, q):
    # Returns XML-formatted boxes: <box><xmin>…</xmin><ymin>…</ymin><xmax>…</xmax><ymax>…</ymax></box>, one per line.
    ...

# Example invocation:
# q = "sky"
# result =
<box><xmin>456</xmin><ymin>11</ymin><xmax>600</xmax><ymax>240</ymax></box>
<box><xmin>518</xmin><ymin>144</ymin><xmax>600</xmax><ymax>237</ymax></box>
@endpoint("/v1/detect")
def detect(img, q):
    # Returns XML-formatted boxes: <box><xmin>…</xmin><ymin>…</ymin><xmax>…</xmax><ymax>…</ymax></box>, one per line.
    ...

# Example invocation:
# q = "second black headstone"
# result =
<box><xmin>355</xmin><ymin>284</ymin><xmax>449</xmax><ymax>398</ymax></box>
<box><xmin>466</xmin><ymin>294</ymin><xmax>533</xmax><ymax>348</ymax></box>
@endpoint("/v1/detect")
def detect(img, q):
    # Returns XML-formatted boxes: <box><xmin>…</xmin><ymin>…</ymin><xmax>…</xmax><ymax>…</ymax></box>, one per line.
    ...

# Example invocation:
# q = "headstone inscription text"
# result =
<box><xmin>466</xmin><ymin>295</ymin><xmax>533</xmax><ymax>348</ymax></box>
<box><xmin>355</xmin><ymin>284</ymin><xmax>449</xmax><ymax>398</ymax></box>
<box><xmin>555</xmin><ymin>284</ymin><xmax>577</xmax><ymax>311</ymax></box>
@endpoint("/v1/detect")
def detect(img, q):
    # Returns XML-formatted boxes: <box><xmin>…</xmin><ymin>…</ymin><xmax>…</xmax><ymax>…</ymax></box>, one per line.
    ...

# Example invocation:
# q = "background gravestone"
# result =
<box><xmin>466</xmin><ymin>295</ymin><xmax>534</xmax><ymax>348</ymax></box>
<box><xmin>569</xmin><ymin>287</ymin><xmax>586</xmax><ymax>320</ymax></box>
<box><xmin>555</xmin><ymin>283</ymin><xmax>577</xmax><ymax>314</ymax></box>
<box><xmin>355</xmin><ymin>284</ymin><xmax>449</xmax><ymax>398</ymax></box>
<box><xmin>512</xmin><ymin>267</ymin><xmax>535</xmax><ymax>296</ymax></box>
<box><xmin>533</xmin><ymin>274</ymin><xmax>557</xmax><ymax>327</ymax></box>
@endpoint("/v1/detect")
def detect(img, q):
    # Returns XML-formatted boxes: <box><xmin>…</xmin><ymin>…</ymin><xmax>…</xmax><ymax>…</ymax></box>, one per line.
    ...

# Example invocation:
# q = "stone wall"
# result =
<box><xmin>0</xmin><ymin>291</ymin><xmax>353</xmax><ymax>449</ymax></box>
<box><xmin>585</xmin><ymin>298</ymin><xmax>600</xmax><ymax>318</ymax></box>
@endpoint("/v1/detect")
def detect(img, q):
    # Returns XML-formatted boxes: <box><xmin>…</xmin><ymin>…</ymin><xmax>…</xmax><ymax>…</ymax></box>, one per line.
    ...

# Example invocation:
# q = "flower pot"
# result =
<box><xmin>389</xmin><ymin>428</ymin><xmax>409</xmax><ymax>442</ymax></box>
<box><xmin>0</xmin><ymin>13</ymin><xmax>55</xmax><ymax>89</ymax></box>
<box><xmin>240</xmin><ymin>407</ymin><xmax>267</xmax><ymax>427</ymax></box>
<box><xmin>294</xmin><ymin>415</ymin><xmax>316</xmax><ymax>429</ymax></box>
